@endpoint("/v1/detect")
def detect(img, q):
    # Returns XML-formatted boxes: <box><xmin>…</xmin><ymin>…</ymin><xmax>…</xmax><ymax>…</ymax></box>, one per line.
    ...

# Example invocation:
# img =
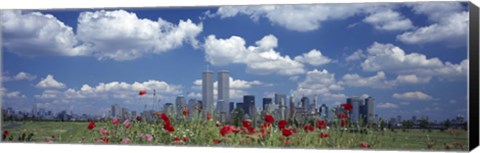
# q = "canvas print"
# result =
<box><xmin>0</xmin><ymin>1</ymin><xmax>471</xmax><ymax>151</ymax></box>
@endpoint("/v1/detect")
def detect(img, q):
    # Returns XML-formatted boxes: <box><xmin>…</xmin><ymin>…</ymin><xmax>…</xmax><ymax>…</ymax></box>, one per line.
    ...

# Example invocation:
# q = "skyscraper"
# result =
<box><xmin>262</xmin><ymin>98</ymin><xmax>272</xmax><ymax>111</ymax></box>
<box><xmin>365</xmin><ymin>96</ymin><xmax>375</xmax><ymax>124</ymax></box>
<box><xmin>176</xmin><ymin>95</ymin><xmax>186</xmax><ymax>118</ymax></box>
<box><xmin>319</xmin><ymin>104</ymin><xmax>329</xmax><ymax>119</ymax></box>
<box><xmin>218</xmin><ymin>71</ymin><xmax>230</xmax><ymax>120</ymax></box>
<box><xmin>289</xmin><ymin>95</ymin><xmax>296</xmax><ymax>118</ymax></box>
<box><xmin>243</xmin><ymin>95</ymin><xmax>255</xmax><ymax>116</ymax></box>
<box><xmin>274</xmin><ymin>93</ymin><xmax>287</xmax><ymax>106</ymax></box>
<box><xmin>229</xmin><ymin>102</ymin><xmax>235</xmax><ymax>114</ymax></box>
<box><xmin>202</xmin><ymin>69</ymin><xmax>214</xmax><ymax>116</ymax></box>
<box><xmin>300</xmin><ymin>96</ymin><xmax>310</xmax><ymax>112</ymax></box>
<box><xmin>347</xmin><ymin>97</ymin><xmax>363</xmax><ymax>123</ymax></box>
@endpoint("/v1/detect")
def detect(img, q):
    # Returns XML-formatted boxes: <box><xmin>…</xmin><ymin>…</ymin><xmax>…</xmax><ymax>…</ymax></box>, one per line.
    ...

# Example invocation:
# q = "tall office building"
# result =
<box><xmin>313</xmin><ymin>95</ymin><xmax>318</xmax><ymax>114</ymax></box>
<box><xmin>176</xmin><ymin>95</ymin><xmax>186</xmax><ymax>118</ymax></box>
<box><xmin>262</xmin><ymin>98</ymin><xmax>273</xmax><ymax>111</ymax></box>
<box><xmin>274</xmin><ymin>93</ymin><xmax>287</xmax><ymax>106</ymax></box>
<box><xmin>218</xmin><ymin>71</ymin><xmax>230</xmax><ymax>120</ymax></box>
<box><xmin>300</xmin><ymin>96</ymin><xmax>310</xmax><ymax>112</ymax></box>
<box><xmin>364</xmin><ymin>96</ymin><xmax>375</xmax><ymax>124</ymax></box>
<box><xmin>243</xmin><ymin>95</ymin><xmax>255</xmax><ymax>116</ymax></box>
<box><xmin>347</xmin><ymin>97</ymin><xmax>363</xmax><ymax>123</ymax></box>
<box><xmin>319</xmin><ymin>104</ymin><xmax>329</xmax><ymax>119</ymax></box>
<box><xmin>289</xmin><ymin>95</ymin><xmax>295</xmax><ymax>118</ymax></box>
<box><xmin>229</xmin><ymin>102</ymin><xmax>235</xmax><ymax>114</ymax></box>
<box><xmin>202</xmin><ymin>70</ymin><xmax>214</xmax><ymax>116</ymax></box>
<box><xmin>111</xmin><ymin>104</ymin><xmax>122</xmax><ymax>119</ymax></box>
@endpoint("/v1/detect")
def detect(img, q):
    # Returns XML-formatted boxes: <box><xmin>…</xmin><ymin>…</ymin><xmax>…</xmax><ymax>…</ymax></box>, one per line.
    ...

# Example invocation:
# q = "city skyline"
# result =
<box><xmin>1</xmin><ymin>2</ymin><xmax>469</xmax><ymax>122</ymax></box>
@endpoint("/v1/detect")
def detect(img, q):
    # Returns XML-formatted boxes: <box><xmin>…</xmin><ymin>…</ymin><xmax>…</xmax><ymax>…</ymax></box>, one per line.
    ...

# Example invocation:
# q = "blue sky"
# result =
<box><xmin>1</xmin><ymin>2</ymin><xmax>469</xmax><ymax>121</ymax></box>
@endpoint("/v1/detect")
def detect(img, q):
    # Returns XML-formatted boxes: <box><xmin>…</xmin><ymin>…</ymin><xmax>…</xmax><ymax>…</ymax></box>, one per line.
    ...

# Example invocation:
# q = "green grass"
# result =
<box><xmin>1</xmin><ymin>120</ymin><xmax>468</xmax><ymax>151</ymax></box>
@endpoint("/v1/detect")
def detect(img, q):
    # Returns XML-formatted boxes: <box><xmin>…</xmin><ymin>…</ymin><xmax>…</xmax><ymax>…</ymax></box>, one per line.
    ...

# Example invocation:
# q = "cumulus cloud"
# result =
<box><xmin>394</xmin><ymin>74</ymin><xmax>431</xmax><ymax>84</ymax></box>
<box><xmin>203</xmin><ymin>34</ymin><xmax>305</xmax><ymax>75</ymax></box>
<box><xmin>292</xmin><ymin>69</ymin><xmax>345</xmax><ymax>101</ymax></box>
<box><xmin>76</xmin><ymin>10</ymin><xmax>203</xmax><ymax>61</ymax></box>
<box><xmin>35</xmin><ymin>75</ymin><xmax>66</xmax><ymax>89</ymax></box>
<box><xmin>361</xmin><ymin>42</ymin><xmax>467</xmax><ymax>81</ymax></box>
<box><xmin>35</xmin><ymin>80</ymin><xmax>182</xmax><ymax>104</ymax></box>
<box><xmin>392</xmin><ymin>91</ymin><xmax>433</xmax><ymax>101</ymax></box>
<box><xmin>3</xmin><ymin>71</ymin><xmax>37</xmax><ymax>81</ymax></box>
<box><xmin>212</xmin><ymin>4</ymin><xmax>395</xmax><ymax>32</ymax></box>
<box><xmin>1</xmin><ymin>10</ymin><xmax>203</xmax><ymax>61</ymax></box>
<box><xmin>363</xmin><ymin>9</ymin><xmax>414</xmax><ymax>31</ymax></box>
<box><xmin>377</xmin><ymin>102</ymin><xmax>399</xmax><ymax>108</ymax></box>
<box><xmin>294</xmin><ymin>49</ymin><xmax>331</xmax><ymax>66</ymax></box>
<box><xmin>340</xmin><ymin>71</ymin><xmax>395</xmax><ymax>88</ymax></box>
<box><xmin>1</xmin><ymin>10</ymin><xmax>86</xmax><ymax>57</ymax></box>
<box><xmin>345</xmin><ymin>50</ymin><xmax>366</xmax><ymax>62</ymax></box>
<box><xmin>397</xmin><ymin>2</ymin><xmax>468</xmax><ymax>44</ymax></box>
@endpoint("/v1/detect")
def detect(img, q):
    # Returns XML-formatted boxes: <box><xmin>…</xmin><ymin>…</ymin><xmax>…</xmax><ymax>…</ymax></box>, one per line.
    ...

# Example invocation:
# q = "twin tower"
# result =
<box><xmin>202</xmin><ymin>70</ymin><xmax>230</xmax><ymax>120</ymax></box>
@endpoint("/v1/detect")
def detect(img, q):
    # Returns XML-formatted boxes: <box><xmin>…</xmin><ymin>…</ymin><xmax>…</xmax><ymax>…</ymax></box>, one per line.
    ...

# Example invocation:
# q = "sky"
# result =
<box><xmin>1</xmin><ymin>2</ymin><xmax>469</xmax><ymax>121</ymax></box>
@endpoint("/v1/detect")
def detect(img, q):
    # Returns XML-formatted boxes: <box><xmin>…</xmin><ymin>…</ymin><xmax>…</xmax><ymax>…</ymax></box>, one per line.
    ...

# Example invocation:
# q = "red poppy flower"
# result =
<box><xmin>173</xmin><ymin>137</ymin><xmax>181</xmax><ymax>143</ymax></box>
<box><xmin>138</xmin><ymin>90</ymin><xmax>147</xmax><ymax>96</ymax></box>
<box><xmin>360</xmin><ymin>142</ymin><xmax>370</xmax><ymax>148</ymax></box>
<box><xmin>164</xmin><ymin>124</ymin><xmax>175</xmax><ymax>132</ymax></box>
<box><xmin>303</xmin><ymin>125</ymin><xmax>314</xmax><ymax>132</ymax></box>
<box><xmin>242</xmin><ymin>120</ymin><xmax>252</xmax><ymax>128</ymax></box>
<box><xmin>220</xmin><ymin>125</ymin><xmax>233</xmax><ymax>136</ymax></box>
<box><xmin>340</xmin><ymin>120</ymin><xmax>348</xmax><ymax>127</ymax></box>
<box><xmin>112</xmin><ymin>118</ymin><xmax>119</xmax><ymax>125</ymax></box>
<box><xmin>183</xmin><ymin>136</ymin><xmax>189</xmax><ymax>142</ymax></box>
<box><xmin>247</xmin><ymin>126</ymin><xmax>256</xmax><ymax>134</ymax></box>
<box><xmin>282</xmin><ymin>128</ymin><xmax>292</xmax><ymax>137</ymax></box>
<box><xmin>3</xmin><ymin>130</ymin><xmax>8</xmax><ymax>137</ymax></box>
<box><xmin>291</xmin><ymin>128</ymin><xmax>298</xmax><ymax>134</ymax></box>
<box><xmin>278</xmin><ymin>120</ymin><xmax>287</xmax><ymax>129</ymax></box>
<box><xmin>182</xmin><ymin>107</ymin><xmax>190</xmax><ymax>116</ymax></box>
<box><xmin>338</xmin><ymin>112</ymin><xmax>348</xmax><ymax>119</ymax></box>
<box><xmin>264</xmin><ymin>114</ymin><xmax>274</xmax><ymax>124</ymax></box>
<box><xmin>231</xmin><ymin>126</ymin><xmax>240</xmax><ymax>134</ymax></box>
<box><xmin>207</xmin><ymin>113</ymin><xmax>212</xmax><ymax>120</ymax></box>
<box><xmin>136</xmin><ymin>116</ymin><xmax>142</xmax><ymax>121</ymax></box>
<box><xmin>260</xmin><ymin>128</ymin><xmax>268</xmax><ymax>138</ymax></box>
<box><xmin>320</xmin><ymin>132</ymin><xmax>329</xmax><ymax>138</ymax></box>
<box><xmin>213</xmin><ymin>139</ymin><xmax>221</xmax><ymax>144</ymax></box>
<box><xmin>341</xmin><ymin>103</ymin><xmax>353</xmax><ymax>111</ymax></box>
<box><xmin>99</xmin><ymin>137</ymin><xmax>110</xmax><ymax>144</ymax></box>
<box><xmin>316</xmin><ymin>120</ymin><xmax>327</xmax><ymax>129</ymax></box>
<box><xmin>87</xmin><ymin>121</ymin><xmax>96</xmax><ymax>130</ymax></box>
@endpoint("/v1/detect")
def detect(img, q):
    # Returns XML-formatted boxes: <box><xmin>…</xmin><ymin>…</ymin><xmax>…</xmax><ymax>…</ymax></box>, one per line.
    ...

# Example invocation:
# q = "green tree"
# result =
<box><xmin>419</xmin><ymin>119</ymin><xmax>429</xmax><ymax>129</ymax></box>
<box><xmin>443</xmin><ymin>119</ymin><xmax>451</xmax><ymax>129</ymax></box>
<box><xmin>230</xmin><ymin>108</ymin><xmax>244</xmax><ymax>127</ymax></box>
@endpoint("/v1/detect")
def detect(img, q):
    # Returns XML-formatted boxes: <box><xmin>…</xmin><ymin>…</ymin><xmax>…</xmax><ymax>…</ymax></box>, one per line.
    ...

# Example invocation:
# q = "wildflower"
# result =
<box><xmin>99</xmin><ymin>128</ymin><xmax>109</xmax><ymax>136</ymax></box>
<box><xmin>216</xmin><ymin>121</ymin><xmax>222</xmax><ymax>127</ymax></box>
<box><xmin>207</xmin><ymin>113</ymin><xmax>212</xmax><ymax>120</ymax></box>
<box><xmin>303</xmin><ymin>125</ymin><xmax>314</xmax><ymax>132</ymax></box>
<box><xmin>183</xmin><ymin>136</ymin><xmax>189</xmax><ymax>142</ymax></box>
<box><xmin>360</xmin><ymin>142</ymin><xmax>370</xmax><ymax>148</ymax></box>
<box><xmin>264</xmin><ymin>114</ymin><xmax>274</xmax><ymax>124</ymax></box>
<box><xmin>182</xmin><ymin>107</ymin><xmax>190</xmax><ymax>117</ymax></box>
<box><xmin>213</xmin><ymin>139</ymin><xmax>221</xmax><ymax>144</ymax></box>
<box><xmin>87</xmin><ymin>121</ymin><xmax>96</xmax><ymax>130</ymax></box>
<box><xmin>174</xmin><ymin>137</ymin><xmax>181</xmax><ymax>143</ymax></box>
<box><xmin>123</xmin><ymin>120</ymin><xmax>131</xmax><ymax>129</ymax></box>
<box><xmin>122</xmin><ymin>138</ymin><xmax>130</xmax><ymax>144</ymax></box>
<box><xmin>320</xmin><ymin>132</ymin><xmax>329</xmax><ymax>139</ymax></box>
<box><xmin>282</xmin><ymin>128</ymin><xmax>292</xmax><ymax>137</ymax></box>
<box><xmin>98</xmin><ymin>137</ymin><xmax>110</xmax><ymax>144</ymax></box>
<box><xmin>340</xmin><ymin>120</ymin><xmax>348</xmax><ymax>127</ymax></box>
<box><xmin>284</xmin><ymin>140</ymin><xmax>292</xmax><ymax>145</ymax></box>
<box><xmin>164</xmin><ymin>124</ymin><xmax>175</xmax><ymax>132</ymax></box>
<box><xmin>242</xmin><ymin>120</ymin><xmax>252</xmax><ymax>128</ymax></box>
<box><xmin>316</xmin><ymin>120</ymin><xmax>327</xmax><ymax>129</ymax></box>
<box><xmin>341</xmin><ymin>103</ymin><xmax>353</xmax><ymax>111</ymax></box>
<box><xmin>145</xmin><ymin>134</ymin><xmax>153</xmax><ymax>141</ymax></box>
<box><xmin>278</xmin><ymin>120</ymin><xmax>287</xmax><ymax>129</ymax></box>
<box><xmin>338</xmin><ymin>112</ymin><xmax>348</xmax><ymax>119</ymax></box>
<box><xmin>220</xmin><ymin>125</ymin><xmax>238</xmax><ymax>136</ymax></box>
<box><xmin>3</xmin><ymin>130</ymin><xmax>8</xmax><ymax>137</ymax></box>
<box><xmin>112</xmin><ymin>118</ymin><xmax>120</xmax><ymax>125</ymax></box>
<box><xmin>138</xmin><ymin>90</ymin><xmax>147</xmax><ymax>96</ymax></box>
<box><xmin>136</xmin><ymin>116</ymin><xmax>142</xmax><ymax>122</ymax></box>
<box><xmin>291</xmin><ymin>128</ymin><xmax>298</xmax><ymax>134</ymax></box>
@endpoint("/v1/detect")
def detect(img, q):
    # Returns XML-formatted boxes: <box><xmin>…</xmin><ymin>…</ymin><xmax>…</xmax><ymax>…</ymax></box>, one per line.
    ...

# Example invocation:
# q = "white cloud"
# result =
<box><xmin>35</xmin><ymin>80</ymin><xmax>182</xmax><ymax>105</ymax></box>
<box><xmin>449</xmin><ymin>100</ymin><xmax>457</xmax><ymax>104</ymax></box>
<box><xmin>361</xmin><ymin>42</ymin><xmax>467</xmax><ymax>81</ymax></box>
<box><xmin>394</xmin><ymin>74</ymin><xmax>431</xmax><ymax>84</ymax></box>
<box><xmin>397</xmin><ymin>2</ymin><xmax>467</xmax><ymax>44</ymax></box>
<box><xmin>212</xmin><ymin>4</ymin><xmax>393</xmax><ymax>32</ymax></box>
<box><xmin>3</xmin><ymin>71</ymin><xmax>37</xmax><ymax>81</ymax></box>
<box><xmin>204</xmin><ymin>34</ymin><xmax>305</xmax><ymax>75</ymax></box>
<box><xmin>377</xmin><ymin>102</ymin><xmax>399</xmax><ymax>108</ymax></box>
<box><xmin>5</xmin><ymin>91</ymin><xmax>27</xmax><ymax>99</ymax></box>
<box><xmin>392</xmin><ymin>91</ymin><xmax>433</xmax><ymax>101</ymax></box>
<box><xmin>1</xmin><ymin>10</ymin><xmax>203</xmax><ymax>61</ymax></box>
<box><xmin>294</xmin><ymin>49</ymin><xmax>331</xmax><ymax>66</ymax></box>
<box><xmin>345</xmin><ymin>50</ymin><xmax>366</xmax><ymax>61</ymax></box>
<box><xmin>340</xmin><ymin>71</ymin><xmax>395</xmax><ymax>88</ymax></box>
<box><xmin>77</xmin><ymin>10</ymin><xmax>203</xmax><ymax>61</ymax></box>
<box><xmin>35</xmin><ymin>75</ymin><xmax>66</xmax><ymax>89</ymax></box>
<box><xmin>1</xmin><ymin>10</ymin><xmax>86</xmax><ymax>57</ymax></box>
<box><xmin>363</xmin><ymin>9</ymin><xmax>414</xmax><ymax>31</ymax></box>
<box><xmin>292</xmin><ymin>69</ymin><xmax>345</xmax><ymax>102</ymax></box>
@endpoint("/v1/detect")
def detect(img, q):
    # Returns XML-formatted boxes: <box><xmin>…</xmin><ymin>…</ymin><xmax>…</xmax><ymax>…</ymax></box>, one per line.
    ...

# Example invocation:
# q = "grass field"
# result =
<box><xmin>1</xmin><ymin>117</ymin><xmax>469</xmax><ymax>151</ymax></box>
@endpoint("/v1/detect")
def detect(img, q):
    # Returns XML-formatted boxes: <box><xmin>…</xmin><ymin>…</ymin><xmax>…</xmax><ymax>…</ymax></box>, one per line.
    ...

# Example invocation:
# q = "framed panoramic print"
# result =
<box><xmin>1</xmin><ymin>0</ymin><xmax>479</xmax><ymax>152</ymax></box>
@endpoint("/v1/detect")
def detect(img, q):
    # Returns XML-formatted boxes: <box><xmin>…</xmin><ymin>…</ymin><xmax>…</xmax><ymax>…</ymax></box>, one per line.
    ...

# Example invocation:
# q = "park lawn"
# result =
<box><xmin>1</xmin><ymin>121</ymin><xmax>468</xmax><ymax>151</ymax></box>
